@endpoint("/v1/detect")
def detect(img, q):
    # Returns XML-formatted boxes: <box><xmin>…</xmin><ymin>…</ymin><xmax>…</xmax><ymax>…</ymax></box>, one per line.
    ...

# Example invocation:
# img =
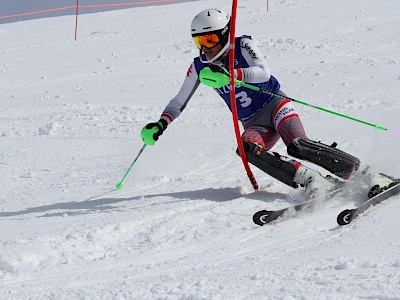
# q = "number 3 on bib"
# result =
<box><xmin>236</xmin><ymin>91</ymin><xmax>252</xmax><ymax>108</ymax></box>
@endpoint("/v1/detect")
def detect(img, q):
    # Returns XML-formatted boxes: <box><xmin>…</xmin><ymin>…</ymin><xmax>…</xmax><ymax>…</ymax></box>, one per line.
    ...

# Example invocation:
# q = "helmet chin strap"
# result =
<box><xmin>199</xmin><ymin>39</ymin><xmax>230</xmax><ymax>64</ymax></box>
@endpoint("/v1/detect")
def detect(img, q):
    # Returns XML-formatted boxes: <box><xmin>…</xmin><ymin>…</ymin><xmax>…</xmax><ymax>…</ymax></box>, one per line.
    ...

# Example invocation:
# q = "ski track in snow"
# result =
<box><xmin>1</xmin><ymin>0</ymin><xmax>400</xmax><ymax>299</ymax></box>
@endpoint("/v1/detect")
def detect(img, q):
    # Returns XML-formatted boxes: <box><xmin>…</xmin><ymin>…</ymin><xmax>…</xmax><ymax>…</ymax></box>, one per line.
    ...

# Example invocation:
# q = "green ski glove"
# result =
<box><xmin>141</xmin><ymin>119</ymin><xmax>168</xmax><ymax>145</ymax></box>
<box><xmin>199</xmin><ymin>65</ymin><xmax>232</xmax><ymax>88</ymax></box>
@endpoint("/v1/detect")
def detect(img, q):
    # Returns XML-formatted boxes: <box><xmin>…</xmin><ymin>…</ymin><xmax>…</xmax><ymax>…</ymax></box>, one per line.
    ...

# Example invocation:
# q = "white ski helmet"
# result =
<box><xmin>191</xmin><ymin>8</ymin><xmax>231</xmax><ymax>63</ymax></box>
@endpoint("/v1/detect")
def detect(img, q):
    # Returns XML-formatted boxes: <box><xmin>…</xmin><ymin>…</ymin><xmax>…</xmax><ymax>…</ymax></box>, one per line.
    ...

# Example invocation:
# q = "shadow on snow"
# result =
<box><xmin>0</xmin><ymin>187</ymin><xmax>291</xmax><ymax>218</ymax></box>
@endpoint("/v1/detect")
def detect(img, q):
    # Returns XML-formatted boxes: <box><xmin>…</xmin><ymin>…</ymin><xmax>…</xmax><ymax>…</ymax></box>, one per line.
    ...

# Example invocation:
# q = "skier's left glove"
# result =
<box><xmin>200</xmin><ymin>65</ymin><xmax>244</xmax><ymax>89</ymax></box>
<box><xmin>199</xmin><ymin>65</ymin><xmax>230</xmax><ymax>88</ymax></box>
<box><xmin>141</xmin><ymin>119</ymin><xmax>168</xmax><ymax>146</ymax></box>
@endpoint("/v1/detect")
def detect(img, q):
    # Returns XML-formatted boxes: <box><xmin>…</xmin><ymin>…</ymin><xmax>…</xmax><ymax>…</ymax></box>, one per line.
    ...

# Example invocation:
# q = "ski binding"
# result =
<box><xmin>337</xmin><ymin>180</ymin><xmax>400</xmax><ymax>226</ymax></box>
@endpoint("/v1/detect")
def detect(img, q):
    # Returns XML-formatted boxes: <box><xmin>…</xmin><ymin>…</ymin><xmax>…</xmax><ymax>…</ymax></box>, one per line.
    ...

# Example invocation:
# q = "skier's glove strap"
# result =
<box><xmin>209</xmin><ymin>65</ymin><xmax>230</xmax><ymax>76</ymax></box>
<box><xmin>141</xmin><ymin>119</ymin><xmax>168</xmax><ymax>146</ymax></box>
<box><xmin>208</xmin><ymin>65</ymin><xmax>243</xmax><ymax>81</ymax></box>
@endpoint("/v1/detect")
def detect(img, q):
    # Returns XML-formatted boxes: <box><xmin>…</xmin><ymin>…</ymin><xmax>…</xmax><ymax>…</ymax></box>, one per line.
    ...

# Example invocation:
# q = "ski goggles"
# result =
<box><xmin>192</xmin><ymin>33</ymin><xmax>220</xmax><ymax>49</ymax></box>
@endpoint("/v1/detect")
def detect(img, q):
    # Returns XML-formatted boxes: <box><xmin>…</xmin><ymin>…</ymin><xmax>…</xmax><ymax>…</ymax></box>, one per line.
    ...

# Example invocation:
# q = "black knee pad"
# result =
<box><xmin>287</xmin><ymin>138</ymin><xmax>360</xmax><ymax>179</ymax></box>
<box><xmin>237</xmin><ymin>142</ymin><xmax>298</xmax><ymax>188</ymax></box>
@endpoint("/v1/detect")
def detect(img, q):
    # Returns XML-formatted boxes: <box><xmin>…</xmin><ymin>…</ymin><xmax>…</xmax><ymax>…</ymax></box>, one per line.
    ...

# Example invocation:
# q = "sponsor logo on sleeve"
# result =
<box><xmin>240</xmin><ymin>41</ymin><xmax>259</xmax><ymax>60</ymax></box>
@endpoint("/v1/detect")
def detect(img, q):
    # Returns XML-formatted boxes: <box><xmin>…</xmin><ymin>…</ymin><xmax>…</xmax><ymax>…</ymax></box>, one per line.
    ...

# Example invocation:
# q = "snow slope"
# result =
<box><xmin>0</xmin><ymin>0</ymin><xmax>198</xmax><ymax>24</ymax></box>
<box><xmin>1</xmin><ymin>0</ymin><xmax>400</xmax><ymax>299</ymax></box>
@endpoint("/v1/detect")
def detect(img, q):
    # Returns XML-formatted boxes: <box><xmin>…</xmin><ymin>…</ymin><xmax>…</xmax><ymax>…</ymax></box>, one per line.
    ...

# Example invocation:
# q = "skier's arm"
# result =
<box><xmin>160</xmin><ymin>62</ymin><xmax>200</xmax><ymax>125</ymax></box>
<box><xmin>237</xmin><ymin>37</ymin><xmax>272</xmax><ymax>84</ymax></box>
<box><xmin>141</xmin><ymin>63</ymin><xmax>200</xmax><ymax>145</ymax></box>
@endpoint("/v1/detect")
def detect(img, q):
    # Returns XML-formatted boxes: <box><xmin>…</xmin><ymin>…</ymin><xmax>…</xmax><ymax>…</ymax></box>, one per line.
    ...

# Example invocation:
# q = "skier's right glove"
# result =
<box><xmin>141</xmin><ymin>119</ymin><xmax>168</xmax><ymax>146</ymax></box>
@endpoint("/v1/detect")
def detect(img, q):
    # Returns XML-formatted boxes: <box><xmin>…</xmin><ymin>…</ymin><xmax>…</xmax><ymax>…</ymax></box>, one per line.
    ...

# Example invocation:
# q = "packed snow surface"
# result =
<box><xmin>1</xmin><ymin>0</ymin><xmax>400</xmax><ymax>299</ymax></box>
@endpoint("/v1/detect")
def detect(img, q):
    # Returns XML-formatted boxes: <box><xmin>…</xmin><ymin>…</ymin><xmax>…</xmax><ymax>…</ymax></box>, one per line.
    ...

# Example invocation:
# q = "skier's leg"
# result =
<box><xmin>272</xmin><ymin>98</ymin><xmax>360</xmax><ymax>179</ymax></box>
<box><xmin>238</xmin><ymin>141</ymin><xmax>299</xmax><ymax>188</ymax></box>
<box><xmin>239</xmin><ymin>142</ymin><xmax>341</xmax><ymax>198</ymax></box>
<box><xmin>271</xmin><ymin>98</ymin><xmax>308</xmax><ymax>145</ymax></box>
<box><xmin>287</xmin><ymin>138</ymin><xmax>360</xmax><ymax>180</ymax></box>
<box><xmin>241</xmin><ymin>125</ymin><xmax>302</xmax><ymax>187</ymax></box>
<box><xmin>241</xmin><ymin>125</ymin><xmax>280</xmax><ymax>150</ymax></box>
<box><xmin>239</xmin><ymin>96</ymin><xmax>339</xmax><ymax>192</ymax></box>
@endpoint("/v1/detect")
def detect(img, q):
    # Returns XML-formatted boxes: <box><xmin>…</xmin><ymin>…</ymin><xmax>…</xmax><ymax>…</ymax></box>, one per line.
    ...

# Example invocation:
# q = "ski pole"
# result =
<box><xmin>240</xmin><ymin>81</ymin><xmax>387</xmax><ymax>131</ymax></box>
<box><xmin>199</xmin><ymin>67</ymin><xmax>387</xmax><ymax>131</ymax></box>
<box><xmin>116</xmin><ymin>144</ymin><xmax>147</xmax><ymax>190</ymax></box>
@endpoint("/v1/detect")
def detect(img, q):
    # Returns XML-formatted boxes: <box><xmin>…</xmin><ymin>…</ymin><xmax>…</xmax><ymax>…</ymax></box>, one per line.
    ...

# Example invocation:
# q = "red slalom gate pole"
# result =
<box><xmin>229</xmin><ymin>0</ymin><xmax>259</xmax><ymax>190</ymax></box>
<box><xmin>75</xmin><ymin>0</ymin><xmax>79</xmax><ymax>41</ymax></box>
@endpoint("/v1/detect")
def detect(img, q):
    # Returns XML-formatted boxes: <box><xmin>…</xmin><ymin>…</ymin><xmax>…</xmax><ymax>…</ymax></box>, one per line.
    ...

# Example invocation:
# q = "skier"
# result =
<box><xmin>140</xmin><ymin>8</ymin><xmax>393</xmax><ymax>198</ymax></box>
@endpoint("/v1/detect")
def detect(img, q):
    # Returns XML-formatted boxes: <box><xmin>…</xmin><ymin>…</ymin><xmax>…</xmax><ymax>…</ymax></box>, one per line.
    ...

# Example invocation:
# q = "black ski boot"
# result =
<box><xmin>287</xmin><ymin>138</ymin><xmax>360</xmax><ymax>179</ymax></box>
<box><xmin>238</xmin><ymin>142</ymin><xmax>299</xmax><ymax>188</ymax></box>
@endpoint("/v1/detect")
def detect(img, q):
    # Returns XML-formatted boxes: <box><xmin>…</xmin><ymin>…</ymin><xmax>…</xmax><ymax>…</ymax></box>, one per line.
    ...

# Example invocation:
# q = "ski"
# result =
<box><xmin>253</xmin><ymin>187</ymin><xmax>344</xmax><ymax>226</ymax></box>
<box><xmin>253</xmin><ymin>199</ymin><xmax>313</xmax><ymax>226</ymax></box>
<box><xmin>337</xmin><ymin>180</ymin><xmax>400</xmax><ymax>226</ymax></box>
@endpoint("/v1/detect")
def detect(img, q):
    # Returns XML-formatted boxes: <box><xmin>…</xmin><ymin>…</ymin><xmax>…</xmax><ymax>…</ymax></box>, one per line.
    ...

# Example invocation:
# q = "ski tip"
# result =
<box><xmin>253</xmin><ymin>210</ymin><xmax>269</xmax><ymax>226</ymax></box>
<box><xmin>337</xmin><ymin>209</ymin><xmax>356</xmax><ymax>226</ymax></box>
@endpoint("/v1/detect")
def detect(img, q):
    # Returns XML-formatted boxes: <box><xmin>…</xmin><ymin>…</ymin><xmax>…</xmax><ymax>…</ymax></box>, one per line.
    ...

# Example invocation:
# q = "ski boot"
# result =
<box><xmin>287</xmin><ymin>138</ymin><xmax>360</xmax><ymax>180</ymax></box>
<box><xmin>368</xmin><ymin>173</ymin><xmax>398</xmax><ymax>198</ymax></box>
<box><xmin>238</xmin><ymin>142</ymin><xmax>299</xmax><ymax>188</ymax></box>
<box><xmin>238</xmin><ymin>142</ymin><xmax>343</xmax><ymax>200</ymax></box>
<box><xmin>293</xmin><ymin>165</ymin><xmax>344</xmax><ymax>200</ymax></box>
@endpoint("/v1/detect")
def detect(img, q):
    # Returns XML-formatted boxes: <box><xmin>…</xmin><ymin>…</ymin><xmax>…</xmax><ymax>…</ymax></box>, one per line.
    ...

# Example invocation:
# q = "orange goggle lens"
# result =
<box><xmin>192</xmin><ymin>34</ymin><xmax>220</xmax><ymax>49</ymax></box>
